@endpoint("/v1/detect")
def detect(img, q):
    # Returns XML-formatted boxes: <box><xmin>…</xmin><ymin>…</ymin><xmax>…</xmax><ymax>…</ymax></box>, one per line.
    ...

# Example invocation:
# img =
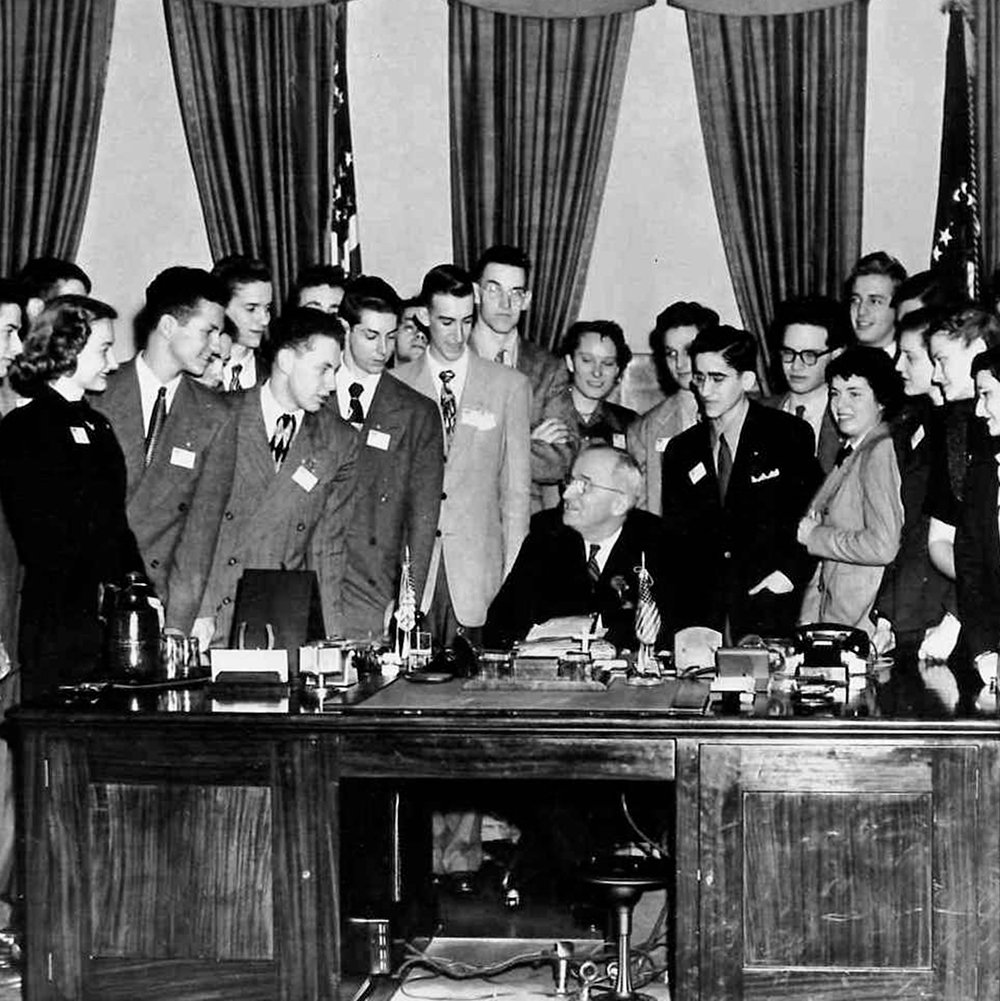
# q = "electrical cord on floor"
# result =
<box><xmin>620</xmin><ymin>791</ymin><xmax>670</xmax><ymax>858</ymax></box>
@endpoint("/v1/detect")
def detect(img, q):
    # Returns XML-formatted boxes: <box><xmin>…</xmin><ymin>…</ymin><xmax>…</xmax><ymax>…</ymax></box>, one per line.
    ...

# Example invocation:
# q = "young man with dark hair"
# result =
<box><xmin>211</xmin><ymin>254</ymin><xmax>273</xmax><ymax>391</ymax></box>
<box><xmin>392</xmin><ymin>263</ymin><xmax>530</xmax><ymax>646</ymax></box>
<box><xmin>182</xmin><ymin>308</ymin><xmax>358</xmax><ymax>648</ymax></box>
<box><xmin>661</xmin><ymin>325</ymin><xmax>821</xmax><ymax>641</ymax></box>
<box><xmin>394</xmin><ymin>297</ymin><xmax>428</xmax><ymax>365</ymax></box>
<box><xmin>289</xmin><ymin>263</ymin><xmax>347</xmax><ymax>315</ymax></box>
<box><xmin>845</xmin><ymin>251</ymin><xmax>907</xmax><ymax>354</ymax></box>
<box><xmin>470</xmin><ymin>244</ymin><xmax>575</xmax><ymax>511</ymax></box>
<box><xmin>17</xmin><ymin>256</ymin><xmax>91</xmax><ymax>320</ymax></box>
<box><xmin>767</xmin><ymin>294</ymin><xmax>851</xmax><ymax>474</ymax></box>
<box><xmin>90</xmin><ymin>267</ymin><xmax>235</xmax><ymax>628</ymax></box>
<box><xmin>334</xmin><ymin>275</ymin><xmax>444</xmax><ymax>639</ymax></box>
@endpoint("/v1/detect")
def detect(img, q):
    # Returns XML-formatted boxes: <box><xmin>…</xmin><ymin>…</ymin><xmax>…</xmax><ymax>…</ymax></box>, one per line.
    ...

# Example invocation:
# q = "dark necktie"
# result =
<box><xmin>144</xmin><ymin>386</ymin><xmax>167</xmax><ymax>467</ymax></box>
<box><xmin>495</xmin><ymin>348</ymin><xmax>507</xmax><ymax>366</ymax></box>
<box><xmin>586</xmin><ymin>543</ymin><xmax>601</xmax><ymax>585</ymax></box>
<box><xmin>228</xmin><ymin>363</ymin><xmax>243</xmax><ymax>392</ymax></box>
<box><xmin>439</xmin><ymin>370</ymin><xmax>457</xmax><ymax>440</ymax></box>
<box><xmin>348</xmin><ymin>382</ymin><xmax>365</xmax><ymax>424</ymax></box>
<box><xmin>716</xmin><ymin>434</ymin><xmax>732</xmax><ymax>503</ymax></box>
<box><xmin>835</xmin><ymin>443</ymin><xmax>854</xmax><ymax>467</ymax></box>
<box><xmin>795</xmin><ymin>404</ymin><xmax>806</xmax><ymax>421</ymax></box>
<box><xmin>270</xmin><ymin>413</ymin><xmax>296</xmax><ymax>471</ymax></box>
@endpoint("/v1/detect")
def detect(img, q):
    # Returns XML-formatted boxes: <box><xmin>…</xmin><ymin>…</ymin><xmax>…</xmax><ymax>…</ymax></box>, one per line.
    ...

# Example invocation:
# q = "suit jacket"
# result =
<box><xmin>799</xmin><ymin>424</ymin><xmax>903</xmax><ymax>637</ymax></box>
<box><xmin>341</xmin><ymin>373</ymin><xmax>444</xmax><ymax>639</ymax></box>
<box><xmin>764</xmin><ymin>391</ymin><xmax>840</xmax><ymax>475</ymax></box>
<box><xmin>0</xmin><ymin>388</ymin><xmax>145</xmax><ymax>696</ymax></box>
<box><xmin>955</xmin><ymin>440</ymin><xmax>1000</xmax><ymax>658</ymax></box>
<box><xmin>90</xmin><ymin>360</ymin><xmax>237</xmax><ymax>629</ymax></box>
<box><xmin>0</xmin><ymin>389</ymin><xmax>22</xmax><ymax>679</ymax></box>
<box><xmin>626</xmin><ymin>391</ymin><xmax>699</xmax><ymax>514</ymax></box>
<box><xmin>873</xmin><ymin>396</ymin><xmax>953</xmax><ymax>641</ymax></box>
<box><xmin>483</xmin><ymin>508</ymin><xmax>670</xmax><ymax>650</ymax></box>
<box><xmin>516</xmin><ymin>340</ymin><xmax>578</xmax><ymax>511</ymax></box>
<box><xmin>176</xmin><ymin>387</ymin><xmax>358</xmax><ymax>642</ymax></box>
<box><xmin>392</xmin><ymin>352</ymin><xmax>531</xmax><ymax>627</ymax></box>
<box><xmin>661</xmin><ymin>401</ymin><xmax>821</xmax><ymax>640</ymax></box>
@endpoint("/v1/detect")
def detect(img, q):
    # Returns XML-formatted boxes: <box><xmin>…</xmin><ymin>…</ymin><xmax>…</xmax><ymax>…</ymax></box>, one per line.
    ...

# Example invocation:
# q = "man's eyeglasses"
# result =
<box><xmin>481</xmin><ymin>281</ymin><xmax>528</xmax><ymax>309</ymax></box>
<box><xmin>565</xmin><ymin>475</ymin><xmax>626</xmax><ymax>496</ymax></box>
<box><xmin>780</xmin><ymin>347</ymin><xmax>833</xmax><ymax>367</ymax></box>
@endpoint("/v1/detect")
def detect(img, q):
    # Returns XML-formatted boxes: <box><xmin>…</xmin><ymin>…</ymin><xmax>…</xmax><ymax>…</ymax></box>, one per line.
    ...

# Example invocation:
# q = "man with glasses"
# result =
<box><xmin>661</xmin><ymin>326</ymin><xmax>820</xmax><ymax>642</ymax></box>
<box><xmin>470</xmin><ymin>245</ymin><xmax>576</xmax><ymax>511</ymax></box>
<box><xmin>484</xmin><ymin>444</ymin><xmax>668</xmax><ymax>649</ymax></box>
<box><xmin>767</xmin><ymin>295</ymin><xmax>850</xmax><ymax>474</ymax></box>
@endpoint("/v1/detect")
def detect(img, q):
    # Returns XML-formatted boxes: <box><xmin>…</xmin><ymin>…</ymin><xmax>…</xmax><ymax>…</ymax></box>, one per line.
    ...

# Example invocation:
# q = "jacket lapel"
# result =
<box><xmin>365</xmin><ymin>375</ymin><xmax>403</xmax><ymax>436</ymax></box>
<box><xmin>108</xmin><ymin>361</ymin><xmax>146</xmax><ymax>487</ymax></box>
<box><xmin>237</xmin><ymin>388</ymin><xmax>275</xmax><ymax>502</ymax></box>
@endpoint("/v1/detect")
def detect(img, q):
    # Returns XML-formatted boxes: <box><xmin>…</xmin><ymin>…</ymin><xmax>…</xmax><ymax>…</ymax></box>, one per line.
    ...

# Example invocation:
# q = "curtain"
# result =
<box><xmin>973</xmin><ymin>0</ymin><xmax>1000</xmax><ymax>281</ymax></box>
<box><xmin>684</xmin><ymin>1</ymin><xmax>867</xmax><ymax>389</ymax></box>
<box><xmin>0</xmin><ymin>0</ymin><xmax>116</xmax><ymax>276</ymax></box>
<box><xmin>449</xmin><ymin>0</ymin><xmax>635</xmax><ymax>350</ymax></box>
<box><xmin>162</xmin><ymin>0</ymin><xmax>346</xmax><ymax>303</ymax></box>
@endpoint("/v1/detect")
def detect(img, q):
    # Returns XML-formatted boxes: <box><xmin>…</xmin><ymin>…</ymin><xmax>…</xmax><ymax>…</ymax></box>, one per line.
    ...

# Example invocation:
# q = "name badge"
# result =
<box><xmin>170</xmin><ymin>446</ymin><xmax>196</xmax><ymax>469</ymax></box>
<box><xmin>292</xmin><ymin>465</ymin><xmax>318</xmax><ymax>493</ymax></box>
<box><xmin>911</xmin><ymin>424</ymin><xmax>926</xmax><ymax>450</ymax></box>
<box><xmin>460</xmin><ymin>408</ymin><xmax>497</xmax><ymax>431</ymax></box>
<box><xmin>689</xmin><ymin>461</ymin><xmax>707</xmax><ymax>484</ymax></box>
<box><xmin>366</xmin><ymin>429</ymin><xmax>391</xmax><ymax>451</ymax></box>
<box><xmin>613</xmin><ymin>433</ymin><xmax>626</xmax><ymax>450</ymax></box>
<box><xmin>655</xmin><ymin>436</ymin><xmax>671</xmax><ymax>453</ymax></box>
<box><xmin>70</xmin><ymin>426</ymin><xmax>90</xmax><ymax>445</ymax></box>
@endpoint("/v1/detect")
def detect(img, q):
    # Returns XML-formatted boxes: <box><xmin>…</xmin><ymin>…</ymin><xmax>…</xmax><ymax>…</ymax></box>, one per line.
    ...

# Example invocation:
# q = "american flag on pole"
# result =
<box><xmin>331</xmin><ymin>7</ymin><xmax>361</xmax><ymax>275</ymax></box>
<box><xmin>931</xmin><ymin>1</ymin><xmax>982</xmax><ymax>300</ymax></box>
<box><xmin>634</xmin><ymin>552</ymin><xmax>661</xmax><ymax>647</ymax></box>
<box><xmin>395</xmin><ymin>546</ymin><xmax>416</xmax><ymax>661</ymax></box>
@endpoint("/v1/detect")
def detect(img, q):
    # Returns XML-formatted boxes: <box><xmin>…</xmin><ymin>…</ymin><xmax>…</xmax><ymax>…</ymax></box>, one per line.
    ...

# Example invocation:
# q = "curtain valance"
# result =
<box><xmin>456</xmin><ymin>0</ymin><xmax>652</xmax><ymax>18</ymax></box>
<box><xmin>668</xmin><ymin>0</ymin><xmax>857</xmax><ymax>15</ymax></box>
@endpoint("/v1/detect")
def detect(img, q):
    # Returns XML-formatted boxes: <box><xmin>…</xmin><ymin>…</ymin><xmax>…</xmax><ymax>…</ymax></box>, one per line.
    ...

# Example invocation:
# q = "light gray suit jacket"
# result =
<box><xmin>391</xmin><ymin>351</ymin><xmax>531</xmax><ymax>627</ymax></box>
<box><xmin>626</xmin><ymin>391</ymin><xmax>700</xmax><ymax>514</ymax></box>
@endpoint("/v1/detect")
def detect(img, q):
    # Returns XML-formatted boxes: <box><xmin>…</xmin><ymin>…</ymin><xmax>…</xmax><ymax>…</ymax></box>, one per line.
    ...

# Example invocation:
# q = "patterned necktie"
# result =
<box><xmin>586</xmin><ymin>543</ymin><xmax>601</xmax><ymax>585</ymax></box>
<box><xmin>835</xmin><ymin>443</ymin><xmax>854</xmax><ymax>467</ymax></box>
<box><xmin>439</xmin><ymin>370</ymin><xmax>457</xmax><ymax>440</ymax></box>
<box><xmin>228</xmin><ymin>363</ymin><xmax>243</xmax><ymax>393</ymax></box>
<box><xmin>347</xmin><ymin>382</ymin><xmax>365</xmax><ymax>424</ymax></box>
<box><xmin>270</xmin><ymin>413</ymin><xmax>296</xmax><ymax>471</ymax></box>
<box><xmin>144</xmin><ymin>386</ymin><xmax>167</xmax><ymax>467</ymax></box>
<box><xmin>495</xmin><ymin>348</ymin><xmax>507</xmax><ymax>366</ymax></box>
<box><xmin>716</xmin><ymin>434</ymin><xmax>732</xmax><ymax>503</ymax></box>
<box><xmin>795</xmin><ymin>404</ymin><xmax>806</xmax><ymax>421</ymax></box>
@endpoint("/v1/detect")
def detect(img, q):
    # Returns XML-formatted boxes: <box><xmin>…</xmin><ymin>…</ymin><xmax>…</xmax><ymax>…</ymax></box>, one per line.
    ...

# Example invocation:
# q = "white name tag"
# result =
<box><xmin>613</xmin><ymin>433</ymin><xmax>626</xmax><ymax>450</ymax></box>
<box><xmin>292</xmin><ymin>465</ymin><xmax>318</xmax><ymax>493</ymax></box>
<box><xmin>70</xmin><ymin>426</ymin><xmax>90</xmax><ymax>445</ymax></box>
<box><xmin>689</xmin><ymin>461</ymin><xmax>707</xmax><ymax>484</ymax></box>
<box><xmin>366</xmin><ymin>429</ymin><xmax>391</xmax><ymax>451</ymax></box>
<box><xmin>655</xmin><ymin>436</ymin><xmax>671</xmax><ymax>453</ymax></box>
<box><xmin>460</xmin><ymin>408</ymin><xmax>497</xmax><ymax>431</ymax></box>
<box><xmin>911</xmin><ymin>424</ymin><xmax>925</xmax><ymax>450</ymax></box>
<box><xmin>170</xmin><ymin>446</ymin><xmax>196</xmax><ymax>469</ymax></box>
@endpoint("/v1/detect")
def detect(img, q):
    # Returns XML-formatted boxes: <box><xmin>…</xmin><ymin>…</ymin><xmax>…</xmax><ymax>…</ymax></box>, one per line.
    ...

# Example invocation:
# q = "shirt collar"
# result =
<box><xmin>470</xmin><ymin>326</ymin><xmax>519</xmax><ymax>367</ymax></box>
<box><xmin>136</xmin><ymin>352</ymin><xmax>182</xmax><ymax>405</ymax></box>
<box><xmin>713</xmin><ymin>396</ymin><xmax>749</xmax><ymax>450</ymax></box>
<box><xmin>426</xmin><ymin>346</ymin><xmax>470</xmax><ymax>386</ymax></box>
<box><xmin>260</xmin><ymin>379</ymin><xmax>304</xmax><ymax>438</ymax></box>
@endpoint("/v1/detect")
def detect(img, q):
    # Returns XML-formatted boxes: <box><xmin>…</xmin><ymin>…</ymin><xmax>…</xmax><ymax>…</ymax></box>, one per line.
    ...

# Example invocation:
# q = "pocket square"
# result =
<box><xmin>750</xmin><ymin>468</ymin><xmax>780</xmax><ymax>484</ymax></box>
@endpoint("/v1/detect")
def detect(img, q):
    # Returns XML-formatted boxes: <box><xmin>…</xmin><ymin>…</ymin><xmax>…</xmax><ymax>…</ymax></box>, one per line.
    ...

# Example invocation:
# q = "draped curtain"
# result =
<box><xmin>675</xmin><ymin>0</ymin><xmax>867</xmax><ymax>390</ymax></box>
<box><xmin>449</xmin><ymin>0</ymin><xmax>641</xmax><ymax>350</ymax></box>
<box><xmin>0</xmin><ymin>0</ymin><xmax>116</xmax><ymax>275</ymax></box>
<box><xmin>162</xmin><ymin>0</ymin><xmax>345</xmax><ymax>303</ymax></box>
<box><xmin>973</xmin><ymin>0</ymin><xmax>1000</xmax><ymax>280</ymax></box>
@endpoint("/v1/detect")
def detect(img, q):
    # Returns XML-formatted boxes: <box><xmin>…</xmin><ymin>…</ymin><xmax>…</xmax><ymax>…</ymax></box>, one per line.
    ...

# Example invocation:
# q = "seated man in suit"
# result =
<box><xmin>90</xmin><ymin>267</ymin><xmax>235</xmax><ymax>630</ymax></box>
<box><xmin>767</xmin><ymin>294</ymin><xmax>850</xmax><ymax>475</ymax></box>
<box><xmin>484</xmin><ymin>445</ymin><xmax>668</xmax><ymax>650</ymax></box>
<box><xmin>661</xmin><ymin>325</ymin><xmax>821</xmax><ymax>642</ymax></box>
<box><xmin>288</xmin><ymin>263</ymin><xmax>347</xmax><ymax>315</ymax></box>
<box><xmin>334</xmin><ymin>275</ymin><xmax>444</xmax><ymax>639</ymax></box>
<box><xmin>212</xmin><ymin>254</ymin><xmax>273</xmax><ymax>391</ymax></box>
<box><xmin>392</xmin><ymin>264</ymin><xmax>530</xmax><ymax>648</ymax></box>
<box><xmin>184</xmin><ymin>308</ymin><xmax>358</xmax><ymax>648</ymax></box>
<box><xmin>469</xmin><ymin>244</ymin><xmax>576</xmax><ymax>512</ymax></box>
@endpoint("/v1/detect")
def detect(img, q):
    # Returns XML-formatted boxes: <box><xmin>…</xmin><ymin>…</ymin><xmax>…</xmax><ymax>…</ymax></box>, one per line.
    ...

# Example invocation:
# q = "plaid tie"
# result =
<box><xmin>270</xmin><ymin>413</ymin><xmax>296</xmax><ymax>471</ymax></box>
<box><xmin>144</xmin><ymin>386</ymin><xmax>167</xmax><ymax>467</ymax></box>
<box><xmin>228</xmin><ymin>363</ymin><xmax>243</xmax><ymax>392</ymax></box>
<box><xmin>347</xmin><ymin>382</ymin><xmax>365</xmax><ymax>424</ymax></box>
<box><xmin>439</xmin><ymin>370</ymin><xmax>457</xmax><ymax>440</ymax></box>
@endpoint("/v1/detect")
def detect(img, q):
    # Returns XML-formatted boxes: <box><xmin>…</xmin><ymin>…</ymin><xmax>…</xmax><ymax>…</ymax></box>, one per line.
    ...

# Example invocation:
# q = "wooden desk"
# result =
<box><xmin>9</xmin><ymin>676</ymin><xmax>1000</xmax><ymax>1000</ymax></box>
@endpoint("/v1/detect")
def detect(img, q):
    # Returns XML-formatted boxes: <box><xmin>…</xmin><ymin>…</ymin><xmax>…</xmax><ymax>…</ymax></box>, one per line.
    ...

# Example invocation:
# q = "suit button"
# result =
<box><xmin>369</xmin><ymin>536</ymin><xmax>377</xmax><ymax>545</ymax></box>
<box><xmin>723</xmin><ymin>551</ymin><xmax>731</xmax><ymax>559</ymax></box>
<box><xmin>296</xmin><ymin>522</ymin><xmax>306</xmax><ymax>532</ymax></box>
<box><xmin>436</xmin><ymin>529</ymin><xmax>442</xmax><ymax>538</ymax></box>
<box><xmin>368</xmin><ymin>578</ymin><xmax>376</xmax><ymax>586</ymax></box>
<box><xmin>222</xmin><ymin>597</ymin><xmax>232</xmax><ymax>606</ymax></box>
<box><xmin>441</xmin><ymin>492</ymin><xmax>447</xmax><ymax>500</ymax></box>
<box><xmin>379</xmin><ymin>493</ymin><xmax>389</xmax><ymax>503</ymax></box>
<box><xmin>227</xmin><ymin>557</ymin><xmax>238</xmax><ymax>566</ymax></box>
<box><xmin>178</xmin><ymin>502</ymin><xmax>188</xmax><ymax>513</ymax></box>
<box><xmin>224</xmin><ymin>511</ymin><xmax>234</xmax><ymax>521</ymax></box>
<box><xmin>150</xmin><ymin>559</ymin><xmax>160</xmax><ymax>569</ymax></box>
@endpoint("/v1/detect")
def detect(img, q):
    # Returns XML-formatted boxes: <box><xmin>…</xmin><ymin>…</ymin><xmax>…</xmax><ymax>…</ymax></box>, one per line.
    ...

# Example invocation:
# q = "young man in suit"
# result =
<box><xmin>392</xmin><ymin>264</ymin><xmax>530</xmax><ymax>646</ymax></box>
<box><xmin>768</xmin><ymin>294</ymin><xmax>849</xmax><ymax>475</ymax></box>
<box><xmin>661</xmin><ymin>325</ymin><xmax>821</xmax><ymax>642</ymax></box>
<box><xmin>212</xmin><ymin>254</ymin><xmax>273</xmax><ymax>391</ymax></box>
<box><xmin>845</xmin><ymin>251</ymin><xmax>907</xmax><ymax>355</ymax></box>
<box><xmin>469</xmin><ymin>245</ymin><xmax>575</xmax><ymax>512</ymax></box>
<box><xmin>485</xmin><ymin>444</ymin><xmax>669</xmax><ymax>650</ymax></box>
<box><xmin>334</xmin><ymin>275</ymin><xmax>444</xmax><ymax>639</ymax></box>
<box><xmin>90</xmin><ymin>267</ymin><xmax>235</xmax><ymax>631</ymax></box>
<box><xmin>289</xmin><ymin>263</ymin><xmax>347</xmax><ymax>315</ymax></box>
<box><xmin>184</xmin><ymin>308</ymin><xmax>358</xmax><ymax>648</ymax></box>
<box><xmin>16</xmin><ymin>256</ymin><xmax>90</xmax><ymax>320</ymax></box>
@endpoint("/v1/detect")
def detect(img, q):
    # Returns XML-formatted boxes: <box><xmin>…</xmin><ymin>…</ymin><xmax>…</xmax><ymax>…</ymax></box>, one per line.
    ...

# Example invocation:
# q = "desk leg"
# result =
<box><xmin>674</xmin><ymin>739</ymin><xmax>700</xmax><ymax>1001</ymax></box>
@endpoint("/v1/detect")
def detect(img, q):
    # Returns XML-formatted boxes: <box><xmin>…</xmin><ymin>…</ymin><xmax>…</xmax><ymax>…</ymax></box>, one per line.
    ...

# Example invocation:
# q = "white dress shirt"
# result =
<box><xmin>426</xmin><ymin>347</ymin><xmax>470</xmax><ymax>409</ymax></box>
<box><xmin>221</xmin><ymin>350</ymin><xmax>257</xmax><ymax>391</ymax></box>
<box><xmin>259</xmin><ymin>379</ymin><xmax>304</xmax><ymax>446</ymax></box>
<box><xmin>334</xmin><ymin>364</ymin><xmax>380</xmax><ymax>425</ymax></box>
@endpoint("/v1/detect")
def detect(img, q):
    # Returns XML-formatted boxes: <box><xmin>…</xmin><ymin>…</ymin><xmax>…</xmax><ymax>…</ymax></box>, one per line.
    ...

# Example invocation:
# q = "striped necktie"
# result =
<box><xmin>586</xmin><ymin>543</ymin><xmax>601</xmax><ymax>585</ymax></box>
<box><xmin>228</xmin><ymin>363</ymin><xmax>243</xmax><ymax>392</ymax></box>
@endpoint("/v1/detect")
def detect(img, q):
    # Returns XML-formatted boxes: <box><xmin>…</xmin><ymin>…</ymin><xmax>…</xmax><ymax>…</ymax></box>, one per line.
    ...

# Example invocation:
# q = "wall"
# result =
<box><xmin>74</xmin><ymin>0</ymin><xmax>948</xmax><ymax>355</ymax></box>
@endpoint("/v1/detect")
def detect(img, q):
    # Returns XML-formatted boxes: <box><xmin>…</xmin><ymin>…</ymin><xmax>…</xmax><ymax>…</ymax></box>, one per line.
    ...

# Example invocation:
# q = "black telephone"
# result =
<box><xmin>793</xmin><ymin>623</ymin><xmax>870</xmax><ymax>667</ymax></box>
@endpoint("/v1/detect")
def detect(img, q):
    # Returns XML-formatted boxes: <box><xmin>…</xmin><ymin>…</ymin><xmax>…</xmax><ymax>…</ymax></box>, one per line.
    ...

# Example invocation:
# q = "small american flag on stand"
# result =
<box><xmin>633</xmin><ymin>552</ymin><xmax>661</xmax><ymax>677</ymax></box>
<box><xmin>331</xmin><ymin>17</ymin><xmax>361</xmax><ymax>275</ymax></box>
<box><xmin>394</xmin><ymin>546</ymin><xmax>416</xmax><ymax>663</ymax></box>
